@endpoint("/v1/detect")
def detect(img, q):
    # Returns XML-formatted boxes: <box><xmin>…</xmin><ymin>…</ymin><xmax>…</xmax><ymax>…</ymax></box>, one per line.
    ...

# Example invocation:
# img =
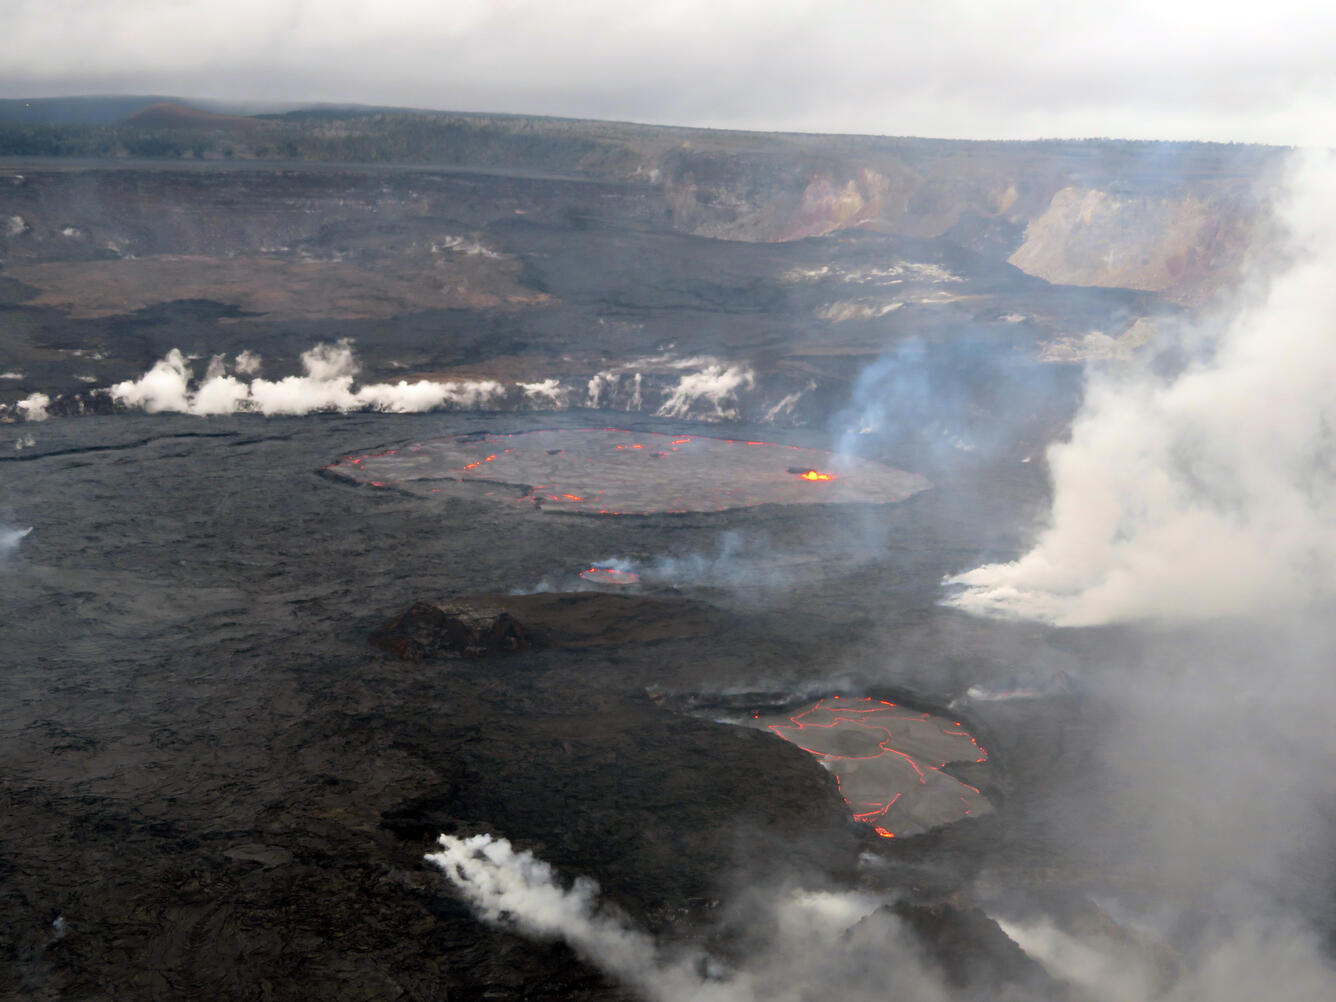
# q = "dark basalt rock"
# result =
<box><xmin>370</xmin><ymin>601</ymin><xmax>539</xmax><ymax>659</ymax></box>
<box><xmin>371</xmin><ymin>591</ymin><xmax>755</xmax><ymax>662</ymax></box>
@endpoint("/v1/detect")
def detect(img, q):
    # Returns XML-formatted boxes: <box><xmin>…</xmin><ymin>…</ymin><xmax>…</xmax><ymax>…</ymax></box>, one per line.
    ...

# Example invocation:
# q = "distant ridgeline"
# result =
<box><xmin>0</xmin><ymin>97</ymin><xmax>619</xmax><ymax>169</ymax></box>
<box><xmin>0</xmin><ymin>96</ymin><xmax>1280</xmax><ymax>173</ymax></box>
<box><xmin>0</xmin><ymin>95</ymin><xmax>1288</xmax><ymax>306</ymax></box>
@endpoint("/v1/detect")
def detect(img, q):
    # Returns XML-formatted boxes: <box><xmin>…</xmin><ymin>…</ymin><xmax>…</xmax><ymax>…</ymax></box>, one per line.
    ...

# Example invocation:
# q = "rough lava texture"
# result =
<box><xmin>0</xmin><ymin>410</ymin><xmax>1100</xmax><ymax>1001</ymax></box>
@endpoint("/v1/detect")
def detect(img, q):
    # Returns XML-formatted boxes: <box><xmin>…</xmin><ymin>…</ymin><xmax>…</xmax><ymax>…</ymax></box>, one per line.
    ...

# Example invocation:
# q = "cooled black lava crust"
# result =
<box><xmin>0</xmin><ymin>410</ymin><xmax>1085</xmax><ymax>1001</ymax></box>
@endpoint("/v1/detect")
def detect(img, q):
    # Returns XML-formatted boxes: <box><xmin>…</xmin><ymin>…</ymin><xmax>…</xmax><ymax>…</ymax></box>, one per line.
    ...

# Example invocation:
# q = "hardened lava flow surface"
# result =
<box><xmin>326</xmin><ymin>428</ymin><xmax>931</xmax><ymax>514</ymax></box>
<box><xmin>748</xmin><ymin>696</ymin><xmax>991</xmax><ymax>839</ymax></box>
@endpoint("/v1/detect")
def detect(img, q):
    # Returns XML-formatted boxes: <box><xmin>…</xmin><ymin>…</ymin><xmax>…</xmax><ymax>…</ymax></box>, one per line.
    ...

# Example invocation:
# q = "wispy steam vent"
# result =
<box><xmin>426</xmin><ymin>833</ymin><xmax>723</xmax><ymax>1002</ymax></box>
<box><xmin>585</xmin><ymin>355</ymin><xmax>764</xmax><ymax>422</ymax></box>
<box><xmin>328</xmin><ymin>429</ymin><xmax>930</xmax><ymax>515</ymax></box>
<box><xmin>93</xmin><ymin>346</ymin><xmax>791</xmax><ymax>424</ymax></box>
<box><xmin>0</xmin><ymin>525</ymin><xmax>32</xmax><ymax>557</ymax></box>
<box><xmin>656</xmin><ymin>362</ymin><xmax>755</xmax><ymax>421</ymax></box>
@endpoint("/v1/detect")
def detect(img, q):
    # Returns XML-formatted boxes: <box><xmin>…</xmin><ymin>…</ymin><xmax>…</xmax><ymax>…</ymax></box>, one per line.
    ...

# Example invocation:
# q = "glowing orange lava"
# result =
<box><xmin>579</xmin><ymin>566</ymin><xmax>640</xmax><ymax>586</ymax></box>
<box><xmin>755</xmin><ymin>695</ymin><xmax>989</xmax><ymax>839</ymax></box>
<box><xmin>799</xmin><ymin>470</ymin><xmax>835</xmax><ymax>481</ymax></box>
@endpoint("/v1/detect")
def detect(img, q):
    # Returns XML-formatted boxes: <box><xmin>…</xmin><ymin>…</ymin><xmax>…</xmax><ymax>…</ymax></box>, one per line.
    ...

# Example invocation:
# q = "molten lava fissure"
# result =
<box><xmin>328</xmin><ymin>429</ymin><xmax>928</xmax><ymax>515</ymax></box>
<box><xmin>578</xmin><ymin>566</ymin><xmax>640</xmax><ymax>586</ymax></box>
<box><xmin>747</xmin><ymin>696</ymin><xmax>990</xmax><ymax>839</ymax></box>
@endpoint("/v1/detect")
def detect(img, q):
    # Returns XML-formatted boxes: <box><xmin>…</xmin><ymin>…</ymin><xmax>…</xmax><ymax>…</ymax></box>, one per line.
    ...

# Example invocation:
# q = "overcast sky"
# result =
<box><xmin>3</xmin><ymin>0</ymin><xmax>1335</xmax><ymax>145</ymax></box>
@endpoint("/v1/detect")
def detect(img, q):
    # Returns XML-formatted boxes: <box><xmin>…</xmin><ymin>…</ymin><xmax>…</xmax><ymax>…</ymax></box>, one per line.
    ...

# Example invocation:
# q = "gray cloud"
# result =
<box><xmin>3</xmin><ymin>1</ymin><xmax>1336</xmax><ymax>143</ymax></box>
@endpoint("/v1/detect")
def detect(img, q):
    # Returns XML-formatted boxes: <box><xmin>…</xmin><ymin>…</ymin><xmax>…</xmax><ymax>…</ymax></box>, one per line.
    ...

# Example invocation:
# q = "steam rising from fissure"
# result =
<box><xmin>426</xmin><ymin>833</ymin><xmax>952</xmax><ymax>1002</ymax></box>
<box><xmin>86</xmin><ymin>342</ymin><xmax>777</xmax><ymax>423</ymax></box>
<box><xmin>1</xmin><ymin>525</ymin><xmax>32</xmax><ymax>557</ymax></box>
<box><xmin>947</xmin><ymin>152</ymin><xmax>1336</xmax><ymax>626</ymax></box>
<box><xmin>110</xmin><ymin>340</ymin><xmax>506</xmax><ymax>416</ymax></box>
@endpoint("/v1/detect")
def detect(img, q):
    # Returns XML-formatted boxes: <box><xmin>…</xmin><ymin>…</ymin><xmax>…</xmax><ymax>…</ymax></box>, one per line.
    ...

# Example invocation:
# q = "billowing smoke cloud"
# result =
<box><xmin>109</xmin><ymin>340</ymin><xmax>505</xmax><ymax>417</ymax></box>
<box><xmin>925</xmin><ymin>156</ymin><xmax>1336</xmax><ymax>1002</ymax></box>
<box><xmin>947</xmin><ymin>152</ymin><xmax>1336</xmax><ymax>626</ymax></box>
<box><xmin>426</xmin><ymin>833</ymin><xmax>952</xmax><ymax>1002</ymax></box>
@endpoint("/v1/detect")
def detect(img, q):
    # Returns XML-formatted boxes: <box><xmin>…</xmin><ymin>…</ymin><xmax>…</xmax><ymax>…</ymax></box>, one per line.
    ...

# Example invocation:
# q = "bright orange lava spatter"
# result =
<box><xmin>799</xmin><ymin>470</ymin><xmax>835</xmax><ymax>481</ymax></box>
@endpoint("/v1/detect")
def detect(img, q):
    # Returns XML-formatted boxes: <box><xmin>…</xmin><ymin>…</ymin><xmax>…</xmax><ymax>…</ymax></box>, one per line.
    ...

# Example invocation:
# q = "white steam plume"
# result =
<box><xmin>518</xmin><ymin>378</ymin><xmax>569</xmax><ymax>409</ymax></box>
<box><xmin>947</xmin><ymin>152</ymin><xmax>1336</xmax><ymax>626</ymax></box>
<box><xmin>16</xmin><ymin>392</ymin><xmax>49</xmax><ymax>422</ymax></box>
<box><xmin>110</xmin><ymin>341</ymin><xmax>506</xmax><ymax>417</ymax></box>
<box><xmin>656</xmin><ymin>362</ymin><xmax>755</xmax><ymax>421</ymax></box>
<box><xmin>426</xmin><ymin>834</ymin><xmax>740</xmax><ymax>1002</ymax></box>
<box><xmin>234</xmin><ymin>350</ymin><xmax>262</xmax><ymax>375</ymax></box>
<box><xmin>1</xmin><ymin>525</ymin><xmax>32</xmax><ymax>555</ymax></box>
<box><xmin>426</xmin><ymin>833</ymin><xmax>951</xmax><ymax>1002</ymax></box>
<box><xmin>87</xmin><ymin>345</ymin><xmax>775</xmax><ymax>422</ymax></box>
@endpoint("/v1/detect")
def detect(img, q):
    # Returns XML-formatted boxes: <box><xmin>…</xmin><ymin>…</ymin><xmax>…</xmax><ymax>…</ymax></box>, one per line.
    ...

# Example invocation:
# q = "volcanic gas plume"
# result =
<box><xmin>946</xmin><ymin>152</ymin><xmax>1336</xmax><ymax>627</ymax></box>
<box><xmin>940</xmin><ymin>151</ymin><xmax>1336</xmax><ymax>1002</ymax></box>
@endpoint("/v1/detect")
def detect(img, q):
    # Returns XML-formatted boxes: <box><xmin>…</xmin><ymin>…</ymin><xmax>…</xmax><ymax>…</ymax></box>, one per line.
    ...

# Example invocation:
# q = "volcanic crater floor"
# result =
<box><xmin>0</xmin><ymin>411</ymin><xmax>1086</xmax><ymax>1002</ymax></box>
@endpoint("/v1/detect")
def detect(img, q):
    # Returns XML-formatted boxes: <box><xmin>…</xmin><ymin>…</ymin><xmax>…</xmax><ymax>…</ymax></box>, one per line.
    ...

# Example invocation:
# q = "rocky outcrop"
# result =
<box><xmin>1008</xmin><ymin>185</ymin><xmax>1261</xmax><ymax>305</ymax></box>
<box><xmin>653</xmin><ymin>140</ymin><xmax>1279</xmax><ymax>305</ymax></box>
<box><xmin>370</xmin><ymin>600</ymin><xmax>538</xmax><ymax>659</ymax></box>
<box><xmin>371</xmin><ymin>592</ymin><xmax>749</xmax><ymax>660</ymax></box>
